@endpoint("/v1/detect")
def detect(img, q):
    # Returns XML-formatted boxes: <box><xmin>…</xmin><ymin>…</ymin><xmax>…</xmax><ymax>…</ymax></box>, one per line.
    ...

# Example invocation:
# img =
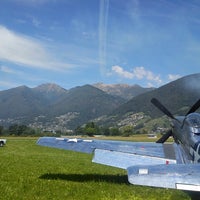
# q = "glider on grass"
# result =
<box><xmin>37</xmin><ymin>98</ymin><xmax>200</xmax><ymax>192</ymax></box>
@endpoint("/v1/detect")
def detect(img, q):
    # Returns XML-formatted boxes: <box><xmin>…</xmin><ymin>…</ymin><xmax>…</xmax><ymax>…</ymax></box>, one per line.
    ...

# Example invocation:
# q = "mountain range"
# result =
<box><xmin>0</xmin><ymin>82</ymin><xmax>151</xmax><ymax>129</ymax></box>
<box><xmin>0</xmin><ymin>73</ymin><xmax>200</xmax><ymax>131</ymax></box>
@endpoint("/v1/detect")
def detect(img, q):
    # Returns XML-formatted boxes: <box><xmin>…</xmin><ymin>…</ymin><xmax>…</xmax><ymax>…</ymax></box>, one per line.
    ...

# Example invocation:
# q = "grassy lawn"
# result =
<box><xmin>0</xmin><ymin>137</ymin><xmax>194</xmax><ymax>200</ymax></box>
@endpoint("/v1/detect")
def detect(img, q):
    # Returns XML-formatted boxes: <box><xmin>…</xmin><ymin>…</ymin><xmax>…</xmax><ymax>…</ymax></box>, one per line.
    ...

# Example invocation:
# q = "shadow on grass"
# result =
<box><xmin>185</xmin><ymin>191</ymin><xmax>200</xmax><ymax>200</ymax></box>
<box><xmin>39</xmin><ymin>173</ymin><xmax>129</xmax><ymax>184</ymax></box>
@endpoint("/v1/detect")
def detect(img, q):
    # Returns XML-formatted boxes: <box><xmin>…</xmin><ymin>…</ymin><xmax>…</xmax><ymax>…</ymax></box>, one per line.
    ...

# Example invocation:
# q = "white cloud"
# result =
<box><xmin>112</xmin><ymin>65</ymin><xmax>134</xmax><ymax>79</ymax></box>
<box><xmin>168</xmin><ymin>74</ymin><xmax>181</xmax><ymax>81</ymax></box>
<box><xmin>133</xmin><ymin>66</ymin><xmax>162</xmax><ymax>84</ymax></box>
<box><xmin>112</xmin><ymin>65</ymin><xmax>162</xmax><ymax>85</ymax></box>
<box><xmin>0</xmin><ymin>25</ymin><xmax>71</xmax><ymax>71</ymax></box>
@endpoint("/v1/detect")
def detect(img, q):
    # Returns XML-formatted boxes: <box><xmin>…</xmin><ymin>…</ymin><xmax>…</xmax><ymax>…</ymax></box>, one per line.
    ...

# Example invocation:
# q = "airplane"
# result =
<box><xmin>37</xmin><ymin>98</ymin><xmax>200</xmax><ymax>192</ymax></box>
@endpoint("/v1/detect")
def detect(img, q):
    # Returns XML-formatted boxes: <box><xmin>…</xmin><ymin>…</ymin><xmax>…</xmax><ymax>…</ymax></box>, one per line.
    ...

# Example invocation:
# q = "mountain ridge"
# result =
<box><xmin>110</xmin><ymin>73</ymin><xmax>200</xmax><ymax>119</ymax></box>
<box><xmin>1</xmin><ymin>73</ymin><xmax>200</xmax><ymax>131</ymax></box>
<box><xmin>33</xmin><ymin>83</ymin><xmax>68</xmax><ymax>105</ymax></box>
<box><xmin>93</xmin><ymin>83</ymin><xmax>155</xmax><ymax>100</ymax></box>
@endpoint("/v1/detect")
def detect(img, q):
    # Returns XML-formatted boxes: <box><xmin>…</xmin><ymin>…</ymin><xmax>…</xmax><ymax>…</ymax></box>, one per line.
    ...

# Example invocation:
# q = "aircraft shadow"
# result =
<box><xmin>39</xmin><ymin>173</ymin><xmax>200</xmax><ymax>199</ymax></box>
<box><xmin>185</xmin><ymin>191</ymin><xmax>200</xmax><ymax>200</ymax></box>
<box><xmin>39</xmin><ymin>173</ymin><xmax>129</xmax><ymax>184</ymax></box>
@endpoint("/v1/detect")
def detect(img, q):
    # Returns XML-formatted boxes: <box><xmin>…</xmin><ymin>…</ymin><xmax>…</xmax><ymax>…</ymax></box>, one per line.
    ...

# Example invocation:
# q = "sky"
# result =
<box><xmin>0</xmin><ymin>0</ymin><xmax>200</xmax><ymax>91</ymax></box>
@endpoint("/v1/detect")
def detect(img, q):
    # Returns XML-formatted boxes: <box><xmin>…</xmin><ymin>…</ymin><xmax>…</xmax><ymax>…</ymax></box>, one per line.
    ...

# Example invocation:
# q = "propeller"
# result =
<box><xmin>156</xmin><ymin>130</ymin><xmax>172</xmax><ymax>143</ymax></box>
<box><xmin>186</xmin><ymin>99</ymin><xmax>200</xmax><ymax>115</ymax></box>
<box><xmin>151</xmin><ymin>98</ymin><xmax>200</xmax><ymax>143</ymax></box>
<box><xmin>151</xmin><ymin>98</ymin><xmax>176</xmax><ymax>120</ymax></box>
<box><xmin>180</xmin><ymin>99</ymin><xmax>200</xmax><ymax>128</ymax></box>
<box><xmin>151</xmin><ymin>98</ymin><xmax>176</xmax><ymax>143</ymax></box>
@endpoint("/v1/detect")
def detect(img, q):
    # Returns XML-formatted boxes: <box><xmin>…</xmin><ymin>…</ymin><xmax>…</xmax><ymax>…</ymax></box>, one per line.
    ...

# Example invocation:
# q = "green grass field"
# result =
<box><xmin>0</xmin><ymin>137</ymin><xmax>196</xmax><ymax>200</ymax></box>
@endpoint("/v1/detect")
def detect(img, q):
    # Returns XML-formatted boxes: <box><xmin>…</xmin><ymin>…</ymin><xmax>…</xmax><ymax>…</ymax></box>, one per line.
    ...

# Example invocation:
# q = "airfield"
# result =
<box><xmin>0</xmin><ymin>136</ymin><xmax>196</xmax><ymax>200</ymax></box>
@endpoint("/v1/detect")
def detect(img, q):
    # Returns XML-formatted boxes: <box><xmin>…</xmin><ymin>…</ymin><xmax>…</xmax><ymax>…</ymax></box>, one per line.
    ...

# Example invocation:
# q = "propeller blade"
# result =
<box><xmin>151</xmin><ymin>98</ymin><xmax>176</xmax><ymax>120</ymax></box>
<box><xmin>156</xmin><ymin>130</ymin><xmax>172</xmax><ymax>143</ymax></box>
<box><xmin>186</xmin><ymin>99</ymin><xmax>200</xmax><ymax>115</ymax></box>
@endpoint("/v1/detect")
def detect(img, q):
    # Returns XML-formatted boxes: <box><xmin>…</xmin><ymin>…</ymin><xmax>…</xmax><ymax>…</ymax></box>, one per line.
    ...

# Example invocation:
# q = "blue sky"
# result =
<box><xmin>0</xmin><ymin>0</ymin><xmax>200</xmax><ymax>90</ymax></box>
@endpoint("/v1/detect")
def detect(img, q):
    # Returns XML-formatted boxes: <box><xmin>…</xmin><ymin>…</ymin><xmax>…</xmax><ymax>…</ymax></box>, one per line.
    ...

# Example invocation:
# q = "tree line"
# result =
<box><xmin>74</xmin><ymin>122</ymin><xmax>139</xmax><ymax>137</ymax></box>
<box><xmin>0</xmin><ymin>125</ymin><xmax>40</xmax><ymax>136</ymax></box>
<box><xmin>0</xmin><ymin>122</ymin><xmax>140</xmax><ymax>137</ymax></box>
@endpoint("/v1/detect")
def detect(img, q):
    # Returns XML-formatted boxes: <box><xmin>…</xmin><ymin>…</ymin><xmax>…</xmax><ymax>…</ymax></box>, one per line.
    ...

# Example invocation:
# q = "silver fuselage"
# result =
<box><xmin>172</xmin><ymin>113</ymin><xmax>200</xmax><ymax>163</ymax></box>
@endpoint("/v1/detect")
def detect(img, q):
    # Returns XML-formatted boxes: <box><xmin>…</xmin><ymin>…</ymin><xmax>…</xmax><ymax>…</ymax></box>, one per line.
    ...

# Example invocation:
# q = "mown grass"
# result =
<box><xmin>0</xmin><ymin>137</ymin><xmax>195</xmax><ymax>200</ymax></box>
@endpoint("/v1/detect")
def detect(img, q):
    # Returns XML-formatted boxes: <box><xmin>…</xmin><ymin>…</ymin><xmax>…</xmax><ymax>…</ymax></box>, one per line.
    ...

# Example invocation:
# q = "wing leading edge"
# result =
<box><xmin>37</xmin><ymin>137</ymin><xmax>176</xmax><ymax>169</ymax></box>
<box><xmin>37</xmin><ymin>137</ymin><xmax>200</xmax><ymax>191</ymax></box>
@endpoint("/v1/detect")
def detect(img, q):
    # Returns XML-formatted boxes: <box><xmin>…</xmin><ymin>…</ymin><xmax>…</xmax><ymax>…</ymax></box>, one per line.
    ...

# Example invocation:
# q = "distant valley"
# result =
<box><xmin>0</xmin><ymin>73</ymin><xmax>200</xmax><ymax>134</ymax></box>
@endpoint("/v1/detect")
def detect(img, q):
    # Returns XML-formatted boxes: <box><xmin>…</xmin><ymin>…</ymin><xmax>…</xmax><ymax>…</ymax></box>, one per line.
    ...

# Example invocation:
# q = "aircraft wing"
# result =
<box><xmin>37</xmin><ymin>137</ymin><xmax>200</xmax><ymax>191</ymax></box>
<box><xmin>128</xmin><ymin>164</ymin><xmax>200</xmax><ymax>191</ymax></box>
<box><xmin>37</xmin><ymin>137</ymin><xmax>176</xmax><ymax>169</ymax></box>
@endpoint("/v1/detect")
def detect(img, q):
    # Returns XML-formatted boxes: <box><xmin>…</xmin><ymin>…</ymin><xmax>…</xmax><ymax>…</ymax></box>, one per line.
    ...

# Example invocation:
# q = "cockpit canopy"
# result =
<box><xmin>187</xmin><ymin>113</ymin><xmax>200</xmax><ymax>135</ymax></box>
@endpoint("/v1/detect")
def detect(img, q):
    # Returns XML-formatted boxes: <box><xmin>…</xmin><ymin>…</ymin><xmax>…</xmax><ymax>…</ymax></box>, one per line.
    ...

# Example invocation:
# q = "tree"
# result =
<box><xmin>109</xmin><ymin>127</ymin><xmax>120</xmax><ymax>136</ymax></box>
<box><xmin>85</xmin><ymin>127</ymin><xmax>96</xmax><ymax>136</ymax></box>
<box><xmin>0</xmin><ymin>126</ymin><xmax>3</xmax><ymax>136</ymax></box>
<box><xmin>85</xmin><ymin>122</ymin><xmax>95</xmax><ymax>129</ymax></box>
<box><xmin>134</xmin><ymin>123</ymin><xmax>144</xmax><ymax>131</ymax></box>
<box><xmin>9</xmin><ymin>124</ymin><xmax>20</xmax><ymax>136</ymax></box>
<box><xmin>100</xmin><ymin>127</ymin><xmax>110</xmax><ymax>136</ymax></box>
<box><xmin>74</xmin><ymin>126</ymin><xmax>84</xmax><ymax>135</ymax></box>
<box><xmin>8</xmin><ymin>124</ymin><xmax>36</xmax><ymax>136</ymax></box>
<box><xmin>84</xmin><ymin>122</ymin><xmax>99</xmax><ymax>136</ymax></box>
<box><xmin>121</xmin><ymin>125</ymin><xmax>133</xmax><ymax>137</ymax></box>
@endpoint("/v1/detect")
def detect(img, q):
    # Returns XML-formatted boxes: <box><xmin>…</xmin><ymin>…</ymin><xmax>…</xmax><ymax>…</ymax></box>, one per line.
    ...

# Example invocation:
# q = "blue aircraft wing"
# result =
<box><xmin>37</xmin><ymin>137</ymin><xmax>176</xmax><ymax>169</ymax></box>
<box><xmin>37</xmin><ymin>137</ymin><xmax>200</xmax><ymax>191</ymax></box>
